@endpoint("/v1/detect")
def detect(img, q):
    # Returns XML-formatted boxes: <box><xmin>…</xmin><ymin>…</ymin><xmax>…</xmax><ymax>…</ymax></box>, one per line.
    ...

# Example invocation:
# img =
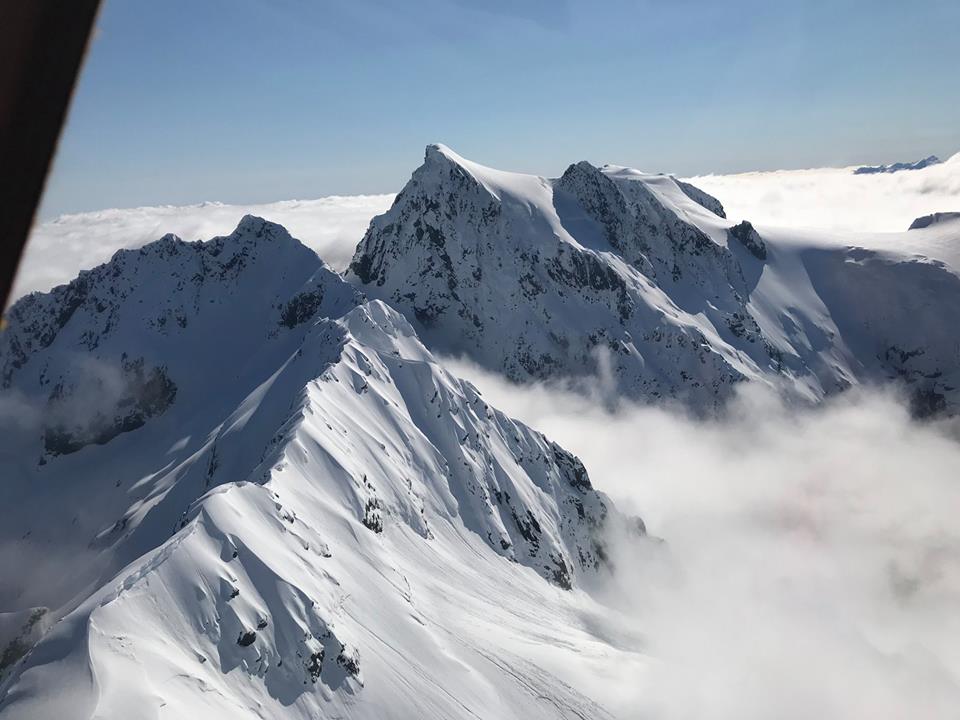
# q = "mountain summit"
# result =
<box><xmin>0</xmin><ymin>217</ymin><xmax>638</xmax><ymax>719</ymax></box>
<box><xmin>349</xmin><ymin>145</ymin><xmax>960</xmax><ymax>413</ymax></box>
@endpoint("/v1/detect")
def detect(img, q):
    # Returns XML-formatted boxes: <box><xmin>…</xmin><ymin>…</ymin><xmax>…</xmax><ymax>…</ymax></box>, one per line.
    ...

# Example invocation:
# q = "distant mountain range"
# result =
<box><xmin>854</xmin><ymin>154</ymin><xmax>941</xmax><ymax>174</ymax></box>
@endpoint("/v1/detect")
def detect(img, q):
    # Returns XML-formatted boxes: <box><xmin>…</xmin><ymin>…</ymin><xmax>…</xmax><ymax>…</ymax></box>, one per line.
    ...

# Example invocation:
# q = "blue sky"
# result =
<box><xmin>40</xmin><ymin>0</ymin><xmax>960</xmax><ymax>217</ymax></box>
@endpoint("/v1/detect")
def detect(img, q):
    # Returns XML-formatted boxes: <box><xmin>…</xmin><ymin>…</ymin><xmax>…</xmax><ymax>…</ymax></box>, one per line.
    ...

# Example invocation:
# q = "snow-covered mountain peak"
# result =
<box><xmin>349</xmin><ymin>147</ymin><xmax>960</xmax><ymax>413</ymax></box>
<box><xmin>0</xmin><ymin>217</ymin><xmax>362</xmax><ymax>447</ymax></box>
<box><xmin>421</xmin><ymin>143</ymin><xmax>499</xmax><ymax>189</ymax></box>
<box><xmin>424</xmin><ymin>142</ymin><xmax>465</xmax><ymax>166</ymax></box>
<box><xmin>0</xmin><ymin>216</ymin><xmax>365</xmax><ymax>608</ymax></box>
<box><xmin>347</xmin><ymin>146</ymin><xmax>770</xmax><ymax>405</ymax></box>
<box><xmin>0</xmin><ymin>213</ymin><xmax>641</xmax><ymax>718</ymax></box>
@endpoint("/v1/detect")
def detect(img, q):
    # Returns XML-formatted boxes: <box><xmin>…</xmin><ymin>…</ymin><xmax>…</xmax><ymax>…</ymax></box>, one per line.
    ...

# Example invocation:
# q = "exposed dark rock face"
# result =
<box><xmin>280</xmin><ymin>289</ymin><xmax>327</xmax><ymax>328</ymax></box>
<box><xmin>908</xmin><ymin>212</ymin><xmax>960</xmax><ymax>230</ymax></box>
<box><xmin>335</xmin><ymin>645</ymin><xmax>360</xmax><ymax>677</ymax></box>
<box><xmin>549</xmin><ymin>554</ymin><xmax>572</xmax><ymax>591</ymax></box>
<box><xmin>362</xmin><ymin>498</ymin><xmax>383</xmax><ymax>533</ymax></box>
<box><xmin>728</xmin><ymin>220</ymin><xmax>767</xmax><ymax>260</ymax></box>
<box><xmin>0</xmin><ymin>609</ymin><xmax>47</xmax><ymax>678</ymax></box>
<box><xmin>675</xmin><ymin>178</ymin><xmax>726</xmax><ymax>218</ymax></box>
<box><xmin>43</xmin><ymin>357</ymin><xmax>177</xmax><ymax>455</ymax></box>
<box><xmin>910</xmin><ymin>387</ymin><xmax>947</xmax><ymax>419</ymax></box>
<box><xmin>552</xmin><ymin>443</ymin><xmax>593</xmax><ymax>493</ymax></box>
<box><xmin>305</xmin><ymin>649</ymin><xmax>324</xmax><ymax>682</ymax></box>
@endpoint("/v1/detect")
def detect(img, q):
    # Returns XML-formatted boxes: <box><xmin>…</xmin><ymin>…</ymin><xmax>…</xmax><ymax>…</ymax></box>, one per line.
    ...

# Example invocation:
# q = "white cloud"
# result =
<box><xmin>443</xmin><ymin>357</ymin><xmax>960</xmax><ymax>719</ymax></box>
<box><xmin>688</xmin><ymin>152</ymin><xmax>960</xmax><ymax>234</ymax></box>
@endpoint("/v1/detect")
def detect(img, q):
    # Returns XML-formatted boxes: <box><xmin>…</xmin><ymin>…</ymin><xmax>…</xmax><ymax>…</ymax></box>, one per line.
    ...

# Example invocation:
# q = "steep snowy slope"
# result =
<box><xmin>0</xmin><ymin>216</ymin><xmax>360</xmax><ymax>611</ymax></box>
<box><xmin>348</xmin><ymin>145</ymin><xmax>960</xmax><ymax>413</ymax></box>
<box><xmin>0</xmin><ymin>219</ymin><xmax>644</xmax><ymax>719</ymax></box>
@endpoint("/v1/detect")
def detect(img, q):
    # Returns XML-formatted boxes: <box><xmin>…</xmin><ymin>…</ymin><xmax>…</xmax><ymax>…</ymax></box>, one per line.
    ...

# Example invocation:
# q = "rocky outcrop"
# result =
<box><xmin>42</xmin><ymin>357</ymin><xmax>177</xmax><ymax>455</ymax></box>
<box><xmin>728</xmin><ymin>220</ymin><xmax>766</xmax><ymax>260</ymax></box>
<box><xmin>675</xmin><ymin>178</ymin><xmax>726</xmax><ymax>218</ymax></box>
<box><xmin>908</xmin><ymin>211</ymin><xmax>960</xmax><ymax>230</ymax></box>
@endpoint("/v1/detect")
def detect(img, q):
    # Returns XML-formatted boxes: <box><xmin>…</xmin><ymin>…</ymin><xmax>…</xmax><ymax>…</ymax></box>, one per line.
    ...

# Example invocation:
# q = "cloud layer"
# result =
<box><xmin>689</xmin><ymin>152</ymin><xmax>960</xmax><ymax>234</ymax></box>
<box><xmin>444</xmin><ymin>357</ymin><xmax>960</xmax><ymax>719</ymax></box>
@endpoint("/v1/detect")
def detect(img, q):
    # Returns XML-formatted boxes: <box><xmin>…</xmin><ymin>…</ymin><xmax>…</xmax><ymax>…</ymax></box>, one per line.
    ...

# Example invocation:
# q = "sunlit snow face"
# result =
<box><xmin>443</xmin><ymin>356</ymin><xmax>960</xmax><ymax>719</ymax></box>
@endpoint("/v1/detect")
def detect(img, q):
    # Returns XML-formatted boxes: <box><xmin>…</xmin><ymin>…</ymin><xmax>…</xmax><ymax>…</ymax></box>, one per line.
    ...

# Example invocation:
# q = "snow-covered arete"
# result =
<box><xmin>0</xmin><ymin>218</ymin><xmax>642</xmax><ymax>719</ymax></box>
